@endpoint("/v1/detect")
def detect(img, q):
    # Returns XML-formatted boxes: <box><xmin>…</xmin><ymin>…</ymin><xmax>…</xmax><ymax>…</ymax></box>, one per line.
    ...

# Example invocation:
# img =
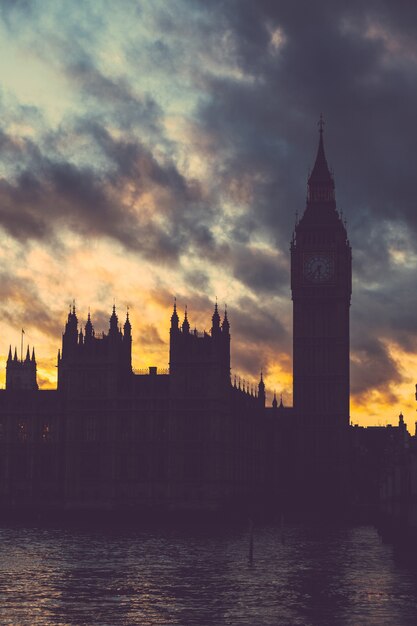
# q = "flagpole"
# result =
<box><xmin>21</xmin><ymin>329</ymin><xmax>24</xmax><ymax>362</ymax></box>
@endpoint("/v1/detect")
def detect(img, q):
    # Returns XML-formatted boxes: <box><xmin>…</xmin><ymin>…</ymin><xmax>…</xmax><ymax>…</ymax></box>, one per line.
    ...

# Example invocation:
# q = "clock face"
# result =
<box><xmin>304</xmin><ymin>255</ymin><xmax>334</xmax><ymax>283</ymax></box>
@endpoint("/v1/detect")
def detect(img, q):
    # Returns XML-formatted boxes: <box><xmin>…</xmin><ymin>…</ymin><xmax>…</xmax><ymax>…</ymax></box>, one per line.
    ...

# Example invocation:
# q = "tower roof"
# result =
<box><xmin>222</xmin><ymin>306</ymin><xmax>230</xmax><ymax>332</ymax></box>
<box><xmin>182</xmin><ymin>306</ymin><xmax>190</xmax><ymax>333</ymax></box>
<box><xmin>124</xmin><ymin>310</ymin><xmax>131</xmax><ymax>332</ymax></box>
<box><xmin>212</xmin><ymin>300</ymin><xmax>220</xmax><ymax>332</ymax></box>
<box><xmin>212</xmin><ymin>301</ymin><xmax>220</xmax><ymax>320</ymax></box>
<box><xmin>109</xmin><ymin>304</ymin><xmax>119</xmax><ymax>333</ymax></box>
<box><xmin>308</xmin><ymin>115</ymin><xmax>333</xmax><ymax>187</ymax></box>
<box><xmin>171</xmin><ymin>298</ymin><xmax>179</xmax><ymax>325</ymax></box>
<box><xmin>298</xmin><ymin>116</ymin><xmax>345</xmax><ymax>229</ymax></box>
<box><xmin>85</xmin><ymin>310</ymin><xmax>93</xmax><ymax>335</ymax></box>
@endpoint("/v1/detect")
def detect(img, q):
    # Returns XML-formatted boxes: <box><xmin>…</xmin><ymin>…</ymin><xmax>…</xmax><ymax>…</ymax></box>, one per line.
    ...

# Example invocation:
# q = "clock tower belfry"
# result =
<box><xmin>291</xmin><ymin>119</ymin><xmax>351</xmax><ymax>428</ymax></box>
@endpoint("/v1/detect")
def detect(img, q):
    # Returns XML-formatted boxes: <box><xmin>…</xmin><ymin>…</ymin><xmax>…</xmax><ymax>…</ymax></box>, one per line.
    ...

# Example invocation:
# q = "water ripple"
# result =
<box><xmin>0</xmin><ymin>524</ymin><xmax>416</xmax><ymax>625</ymax></box>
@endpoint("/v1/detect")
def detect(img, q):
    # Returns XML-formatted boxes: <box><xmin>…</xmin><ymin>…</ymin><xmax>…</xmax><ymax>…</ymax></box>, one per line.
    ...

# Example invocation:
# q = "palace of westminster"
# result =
<box><xmin>0</xmin><ymin>124</ymin><xmax>416</xmax><ymax>527</ymax></box>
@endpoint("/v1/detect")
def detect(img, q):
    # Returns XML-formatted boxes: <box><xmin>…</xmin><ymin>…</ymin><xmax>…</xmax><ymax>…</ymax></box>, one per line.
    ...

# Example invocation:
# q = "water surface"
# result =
<box><xmin>0</xmin><ymin>522</ymin><xmax>416</xmax><ymax>625</ymax></box>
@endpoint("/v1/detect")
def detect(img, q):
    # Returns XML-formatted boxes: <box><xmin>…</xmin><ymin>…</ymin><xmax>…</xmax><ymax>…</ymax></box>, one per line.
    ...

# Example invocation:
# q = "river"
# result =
<box><xmin>0</xmin><ymin>522</ymin><xmax>416</xmax><ymax>625</ymax></box>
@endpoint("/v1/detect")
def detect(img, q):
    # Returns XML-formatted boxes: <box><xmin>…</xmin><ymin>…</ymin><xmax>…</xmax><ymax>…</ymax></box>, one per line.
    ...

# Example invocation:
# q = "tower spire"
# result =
<box><xmin>307</xmin><ymin>115</ymin><xmax>335</xmax><ymax>205</ymax></box>
<box><xmin>308</xmin><ymin>115</ymin><xmax>332</xmax><ymax>184</ymax></box>
<box><xmin>182</xmin><ymin>305</ymin><xmax>190</xmax><ymax>334</ymax></box>
<box><xmin>124</xmin><ymin>308</ymin><xmax>131</xmax><ymax>336</ymax></box>
<box><xmin>221</xmin><ymin>305</ymin><xmax>230</xmax><ymax>334</ymax></box>
<box><xmin>109</xmin><ymin>303</ymin><xmax>118</xmax><ymax>333</ymax></box>
<box><xmin>85</xmin><ymin>309</ymin><xmax>93</xmax><ymax>339</ymax></box>
<box><xmin>212</xmin><ymin>299</ymin><xmax>220</xmax><ymax>335</ymax></box>
<box><xmin>258</xmin><ymin>370</ymin><xmax>266</xmax><ymax>406</ymax></box>
<box><xmin>171</xmin><ymin>297</ymin><xmax>179</xmax><ymax>331</ymax></box>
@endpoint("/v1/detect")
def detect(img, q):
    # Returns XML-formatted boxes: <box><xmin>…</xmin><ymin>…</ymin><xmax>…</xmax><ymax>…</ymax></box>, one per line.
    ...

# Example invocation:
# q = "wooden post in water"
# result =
<box><xmin>248</xmin><ymin>518</ymin><xmax>254</xmax><ymax>563</ymax></box>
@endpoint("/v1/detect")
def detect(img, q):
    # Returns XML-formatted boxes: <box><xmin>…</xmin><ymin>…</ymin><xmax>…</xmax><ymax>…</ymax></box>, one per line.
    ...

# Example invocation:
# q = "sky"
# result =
<box><xmin>0</xmin><ymin>0</ymin><xmax>417</xmax><ymax>429</ymax></box>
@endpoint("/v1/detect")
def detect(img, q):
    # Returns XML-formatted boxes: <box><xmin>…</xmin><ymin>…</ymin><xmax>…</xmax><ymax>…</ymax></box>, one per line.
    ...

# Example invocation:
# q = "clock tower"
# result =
<box><xmin>291</xmin><ymin>119</ymin><xmax>351</xmax><ymax>429</ymax></box>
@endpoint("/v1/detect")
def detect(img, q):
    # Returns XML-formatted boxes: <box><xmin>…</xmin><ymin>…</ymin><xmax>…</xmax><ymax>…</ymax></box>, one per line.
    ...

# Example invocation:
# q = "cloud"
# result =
<box><xmin>0</xmin><ymin>0</ymin><xmax>416</xmax><ymax>419</ymax></box>
<box><xmin>351</xmin><ymin>337</ymin><xmax>402</xmax><ymax>401</ymax></box>
<box><xmin>0</xmin><ymin>124</ymin><xmax>214</xmax><ymax>265</ymax></box>
<box><xmin>0</xmin><ymin>272</ymin><xmax>60</xmax><ymax>337</ymax></box>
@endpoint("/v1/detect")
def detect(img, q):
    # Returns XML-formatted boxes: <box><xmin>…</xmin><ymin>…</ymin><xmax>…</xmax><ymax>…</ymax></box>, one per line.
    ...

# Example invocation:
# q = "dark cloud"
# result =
<box><xmin>231</xmin><ymin>295</ymin><xmax>290</xmax><ymax>350</ymax></box>
<box><xmin>185</xmin><ymin>0</ymin><xmax>417</xmax><ymax>255</ymax></box>
<box><xmin>0</xmin><ymin>273</ymin><xmax>61</xmax><ymax>338</ymax></box>
<box><xmin>0</xmin><ymin>125</ymin><xmax>214</xmax><ymax>264</ymax></box>
<box><xmin>231</xmin><ymin>246</ymin><xmax>289</xmax><ymax>294</ymax></box>
<box><xmin>66</xmin><ymin>60</ymin><xmax>163</xmax><ymax>134</ymax></box>
<box><xmin>138</xmin><ymin>324</ymin><xmax>165</xmax><ymax>347</ymax></box>
<box><xmin>351</xmin><ymin>337</ymin><xmax>402</xmax><ymax>402</ymax></box>
<box><xmin>184</xmin><ymin>270</ymin><xmax>210</xmax><ymax>292</ymax></box>
<box><xmin>0</xmin><ymin>0</ymin><xmax>34</xmax><ymax>24</ymax></box>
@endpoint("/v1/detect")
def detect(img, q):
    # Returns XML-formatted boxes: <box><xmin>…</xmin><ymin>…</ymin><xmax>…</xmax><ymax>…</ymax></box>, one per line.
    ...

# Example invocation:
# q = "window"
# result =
<box><xmin>17</xmin><ymin>420</ymin><xmax>28</xmax><ymax>442</ymax></box>
<box><xmin>42</xmin><ymin>422</ymin><xmax>52</xmax><ymax>442</ymax></box>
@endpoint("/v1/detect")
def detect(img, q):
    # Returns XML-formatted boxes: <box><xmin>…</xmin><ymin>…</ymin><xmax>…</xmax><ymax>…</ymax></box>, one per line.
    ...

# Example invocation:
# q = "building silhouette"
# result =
<box><xmin>0</xmin><ymin>123</ymin><xmax>415</xmax><ymax>519</ymax></box>
<box><xmin>0</xmin><ymin>299</ymin><xmax>265</xmax><ymax>513</ymax></box>
<box><xmin>289</xmin><ymin>117</ymin><xmax>352</xmax><ymax>512</ymax></box>
<box><xmin>292</xmin><ymin>118</ymin><xmax>351</xmax><ymax>425</ymax></box>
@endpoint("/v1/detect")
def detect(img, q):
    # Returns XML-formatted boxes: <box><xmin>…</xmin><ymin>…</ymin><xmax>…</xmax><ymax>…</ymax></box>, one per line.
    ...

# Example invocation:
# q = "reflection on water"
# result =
<box><xmin>0</xmin><ymin>522</ymin><xmax>416</xmax><ymax>625</ymax></box>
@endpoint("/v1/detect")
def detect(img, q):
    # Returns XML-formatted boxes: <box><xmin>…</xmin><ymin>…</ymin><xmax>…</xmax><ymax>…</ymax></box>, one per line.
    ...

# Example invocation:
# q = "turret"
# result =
<box><xmin>258</xmin><ymin>371</ymin><xmax>265</xmax><ymax>407</ymax></box>
<box><xmin>170</xmin><ymin>301</ymin><xmax>231</xmax><ymax>397</ymax></box>
<box><xmin>170</xmin><ymin>298</ymin><xmax>179</xmax><ymax>333</ymax></box>
<box><xmin>62</xmin><ymin>303</ymin><xmax>78</xmax><ymax>358</ymax></box>
<box><xmin>85</xmin><ymin>311</ymin><xmax>93</xmax><ymax>341</ymax></box>
<box><xmin>398</xmin><ymin>412</ymin><xmax>406</xmax><ymax>434</ymax></box>
<box><xmin>182</xmin><ymin>306</ymin><xmax>190</xmax><ymax>334</ymax></box>
<box><xmin>124</xmin><ymin>310</ymin><xmax>131</xmax><ymax>337</ymax></box>
<box><xmin>211</xmin><ymin>301</ymin><xmax>221</xmax><ymax>336</ymax></box>
<box><xmin>221</xmin><ymin>307</ymin><xmax>230</xmax><ymax>335</ymax></box>
<box><xmin>58</xmin><ymin>302</ymin><xmax>132</xmax><ymax>395</ymax></box>
<box><xmin>109</xmin><ymin>304</ymin><xmax>118</xmax><ymax>335</ymax></box>
<box><xmin>6</xmin><ymin>343</ymin><xmax>38</xmax><ymax>391</ymax></box>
